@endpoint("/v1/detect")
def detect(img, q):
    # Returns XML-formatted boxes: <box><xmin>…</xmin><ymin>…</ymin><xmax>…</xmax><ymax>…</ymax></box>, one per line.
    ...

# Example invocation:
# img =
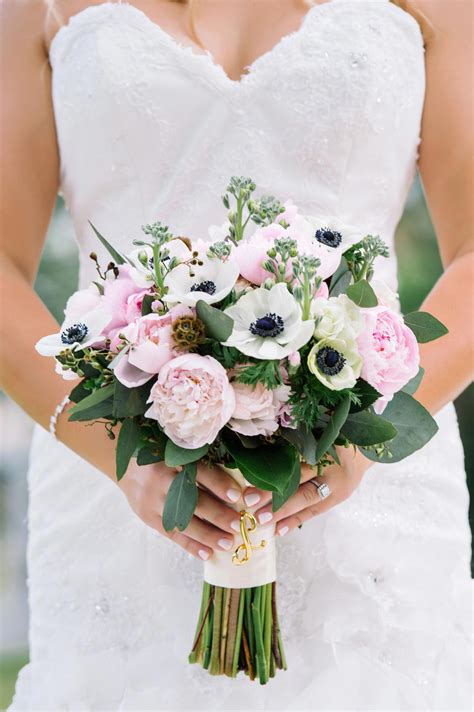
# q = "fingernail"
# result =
<box><xmin>258</xmin><ymin>511</ymin><xmax>273</xmax><ymax>525</ymax></box>
<box><xmin>231</xmin><ymin>520</ymin><xmax>241</xmax><ymax>533</ymax></box>
<box><xmin>218</xmin><ymin>538</ymin><xmax>233</xmax><ymax>551</ymax></box>
<box><xmin>244</xmin><ymin>493</ymin><xmax>260</xmax><ymax>507</ymax></box>
<box><xmin>227</xmin><ymin>488</ymin><xmax>241</xmax><ymax>503</ymax></box>
<box><xmin>198</xmin><ymin>549</ymin><xmax>210</xmax><ymax>560</ymax></box>
<box><xmin>279</xmin><ymin>526</ymin><xmax>289</xmax><ymax>537</ymax></box>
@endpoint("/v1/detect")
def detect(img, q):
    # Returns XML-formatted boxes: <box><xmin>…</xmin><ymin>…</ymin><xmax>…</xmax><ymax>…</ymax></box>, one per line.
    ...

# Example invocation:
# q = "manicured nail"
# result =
<box><xmin>244</xmin><ymin>493</ymin><xmax>260</xmax><ymax>507</ymax></box>
<box><xmin>218</xmin><ymin>538</ymin><xmax>233</xmax><ymax>551</ymax></box>
<box><xmin>198</xmin><ymin>549</ymin><xmax>210</xmax><ymax>560</ymax></box>
<box><xmin>231</xmin><ymin>520</ymin><xmax>241</xmax><ymax>533</ymax></box>
<box><xmin>227</xmin><ymin>488</ymin><xmax>241</xmax><ymax>503</ymax></box>
<box><xmin>258</xmin><ymin>511</ymin><xmax>273</xmax><ymax>525</ymax></box>
<box><xmin>279</xmin><ymin>526</ymin><xmax>289</xmax><ymax>537</ymax></box>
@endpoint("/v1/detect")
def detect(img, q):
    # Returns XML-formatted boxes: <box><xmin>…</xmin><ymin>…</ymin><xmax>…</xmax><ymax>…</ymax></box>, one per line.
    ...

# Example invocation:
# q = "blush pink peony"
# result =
<box><xmin>357</xmin><ymin>306</ymin><xmax>420</xmax><ymax>413</ymax></box>
<box><xmin>145</xmin><ymin>354</ymin><xmax>235</xmax><ymax>448</ymax></box>
<box><xmin>229</xmin><ymin>382</ymin><xmax>291</xmax><ymax>437</ymax></box>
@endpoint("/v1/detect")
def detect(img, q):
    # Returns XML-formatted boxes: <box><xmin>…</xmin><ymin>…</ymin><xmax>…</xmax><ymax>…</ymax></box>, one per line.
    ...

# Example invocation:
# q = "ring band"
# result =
<box><xmin>309</xmin><ymin>478</ymin><xmax>331</xmax><ymax>501</ymax></box>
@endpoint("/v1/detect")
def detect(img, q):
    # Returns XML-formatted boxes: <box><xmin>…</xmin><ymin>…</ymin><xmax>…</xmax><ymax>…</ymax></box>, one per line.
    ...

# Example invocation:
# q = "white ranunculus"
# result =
<box><xmin>35</xmin><ymin>305</ymin><xmax>111</xmax><ymax>357</ymax></box>
<box><xmin>163</xmin><ymin>255</ymin><xmax>239</xmax><ymax>306</ymax></box>
<box><xmin>223</xmin><ymin>282</ymin><xmax>314</xmax><ymax>360</ymax></box>
<box><xmin>128</xmin><ymin>240</ymin><xmax>192</xmax><ymax>288</ymax></box>
<box><xmin>312</xmin><ymin>294</ymin><xmax>363</xmax><ymax>341</ymax></box>
<box><xmin>307</xmin><ymin>336</ymin><xmax>362</xmax><ymax>391</ymax></box>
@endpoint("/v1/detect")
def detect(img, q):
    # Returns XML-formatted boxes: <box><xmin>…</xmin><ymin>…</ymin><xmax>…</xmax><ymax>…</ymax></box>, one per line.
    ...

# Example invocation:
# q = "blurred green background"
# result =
<box><xmin>0</xmin><ymin>179</ymin><xmax>472</xmax><ymax>708</ymax></box>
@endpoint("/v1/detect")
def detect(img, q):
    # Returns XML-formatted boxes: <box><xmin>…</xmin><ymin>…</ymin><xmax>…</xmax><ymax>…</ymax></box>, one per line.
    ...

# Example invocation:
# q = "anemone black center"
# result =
<box><xmin>61</xmin><ymin>323</ymin><xmax>89</xmax><ymax>345</ymax></box>
<box><xmin>316</xmin><ymin>346</ymin><xmax>346</xmax><ymax>375</ymax></box>
<box><xmin>148</xmin><ymin>256</ymin><xmax>154</xmax><ymax>270</ymax></box>
<box><xmin>315</xmin><ymin>228</ymin><xmax>342</xmax><ymax>248</ymax></box>
<box><xmin>249</xmin><ymin>313</ymin><xmax>284</xmax><ymax>338</ymax></box>
<box><xmin>190</xmin><ymin>280</ymin><xmax>217</xmax><ymax>295</ymax></box>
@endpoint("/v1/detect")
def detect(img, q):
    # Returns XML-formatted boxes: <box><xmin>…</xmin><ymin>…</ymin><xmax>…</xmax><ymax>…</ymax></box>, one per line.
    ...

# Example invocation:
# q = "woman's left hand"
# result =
<box><xmin>245</xmin><ymin>447</ymin><xmax>372</xmax><ymax>537</ymax></box>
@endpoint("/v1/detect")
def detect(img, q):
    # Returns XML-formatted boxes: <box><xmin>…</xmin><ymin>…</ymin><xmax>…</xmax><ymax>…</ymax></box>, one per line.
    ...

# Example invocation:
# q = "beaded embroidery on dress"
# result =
<box><xmin>10</xmin><ymin>1</ymin><xmax>472</xmax><ymax>709</ymax></box>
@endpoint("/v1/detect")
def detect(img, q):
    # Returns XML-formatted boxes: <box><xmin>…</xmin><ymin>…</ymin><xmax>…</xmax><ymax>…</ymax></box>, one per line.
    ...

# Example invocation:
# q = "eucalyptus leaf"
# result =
<box><xmin>164</xmin><ymin>440</ymin><xmax>209</xmax><ymax>467</ymax></box>
<box><xmin>346</xmin><ymin>280</ymin><xmax>378</xmax><ymax>307</ymax></box>
<box><xmin>350</xmin><ymin>379</ymin><xmax>381</xmax><ymax>413</ymax></box>
<box><xmin>162</xmin><ymin>463</ymin><xmax>198</xmax><ymax>532</ymax></box>
<box><xmin>341</xmin><ymin>410</ymin><xmax>397</xmax><ymax>445</ymax></box>
<box><xmin>196</xmin><ymin>300</ymin><xmax>234</xmax><ymax>341</ymax></box>
<box><xmin>402</xmin><ymin>366</ymin><xmax>425</xmax><ymax>395</ymax></box>
<box><xmin>329</xmin><ymin>256</ymin><xmax>350</xmax><ymax>292</ymax></box>
<box><xmin>360</xmin><ymin>391</ymin><xmax>438</xmax><ymax>463</ymax></box>
<box><xmin>403</xmin><ymin>311</ymin><xmax>448</xmax><ymax>343</ymax></box>
<box><xmin>68</xmin><ymin>396</ymin><xmax>114</xmax><ymax>422</ymax></box>
<box><xmin>281</xmin><ymin>425</ymin><xmax>317</xmax><ymax>465</ymax></box>
<box><xmin>68</xmin><ymin>379</ymin><xmax>90</xmax><ymax>404</ymax></box>
<box><xmin>329</xmin><ymin>270</ymin><xmax>352</xmax><ymax>297</ymax></box>
<box><xmin>89</xmin><ymin>221</ymin><xmax>127</xmax><ymax>265</ymax></box>
<box><xmin>113</xmin><ymin>380</ymin><xmax>153</xmax><ymax>418</ymax></box>
<box><xmin>68</xmin><ymin>383</ymin><xmax>115</xmax><ymax>415</ymax></box>
<box><xmin>272</xmin><ymin>458</ymin><xmax>301</xmax><ymax>512</ymax></box>
<box><xmin>224</xmin><ymin>437</ymin><xmax>298</xmax><ymax>494</ymax></box>
<box><xmin>314</xmin><ymin>394</ymin><xmax>351</xmax><ymax>461</ymax></box>
<box><xmin>116</xmin><ymin>418</ymin><xmax>141</xmax><ymax>480</ymax></box>
<box><xmin>137</xmin><ymin>445</ymin><xmax>163</xmax><ymax>466</ymax></box>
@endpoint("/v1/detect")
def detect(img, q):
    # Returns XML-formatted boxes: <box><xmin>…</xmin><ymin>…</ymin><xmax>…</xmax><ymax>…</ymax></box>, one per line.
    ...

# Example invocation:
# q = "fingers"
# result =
<box><xmin>196</xmin><ymin>463</ymin><xmax>243</xmax><ymax>504</ymax></box>
<box><xmin>154</xmin><ymin>514</ymin><xmax>213</xmax><ymax>562</ymax></box>
<box><xmin>241</xmin><ymin>486</ymin><xmax>271</xmax><ymax>509</ymax></box>
<box><xmin>195</xmin><ymin>489</ymin><xmax>241</xmax><ymax>535</ymax></box>
<box><xmin>254</xmin><ymin>474</ymin><xmax>336</xmax><ymax>530</ymax></box>
<box><xmin>183</xmin><ymin>515</ymin><xmax>235</xmax><ymax>553</ymax></box>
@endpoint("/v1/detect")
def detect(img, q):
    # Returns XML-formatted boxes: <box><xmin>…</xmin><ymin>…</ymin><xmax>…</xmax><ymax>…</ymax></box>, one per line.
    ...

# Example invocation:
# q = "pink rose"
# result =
<box><xmin>145</xmin><ymin>354</ymin><xmax>235</xmax><ymax>449</ymax></box>
<box><xmin>113</xmin><ymin>306</ymin><xmax>192</xmax><ymax>388</ymax></box>
<box><xmin>234</xmin><ymin>223</ymin><xmax>286</xmax><ymax>285</ymax></box>
<box><xmin>229</xmin><ymin>383</ymin><xmax>291</xmax><ymax>437</ymax></box>
<box><xmin>357</xmin><ymin>306</ymin><xmax>420</xmax><ymax>413</ymax></box>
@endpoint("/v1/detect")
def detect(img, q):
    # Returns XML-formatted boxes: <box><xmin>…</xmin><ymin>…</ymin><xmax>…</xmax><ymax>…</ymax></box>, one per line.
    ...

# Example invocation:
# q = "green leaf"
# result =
<box><xmin>116</xmin><ymin>418</ymin><xmax>141</xmax><ymax>480</ymax></box>
<box><xmin>315</xmin><ymin>394</ymin><xmax>351</xmax><ymax>461</ymax></box>
<box><xmin>162</xmin><ymin>463</ymin><xmax>199</xmax><ymax>532</ymax></box>
<box><xmin>89</xmin><ymin>221</ymin><xmax>127</xmax><ymax>265</ymax></box>
<box><xmin>68</xmin><ymin>379</ymin><xmax>91</xmax><ymax>404</ymax></box>
<box><xmin>402</xmin><ymin>366</ymin><xmax>425</xmax><ymax>395</ymax></box>
<box><xmin>196</xmin><ymin>300</ymin><xmax>234</xmax><ymax>341</ymax></box>
<box><xmin>341</xmin><ymin>410</ymin><xmax>397</xmax><ymax>446</ymax></box>
<box><xmin>141</xmin><ymin>293</ymin><xmax>154</xmax><ymax>316</ymax></box>
<box><xmin>346</xmin><ymin>280</ymin><xmax>378</xmax><ymax>307</ymax></box>
<box><xmin>164</xmin><ymin>439</ymin><xmax>209</xmax><ymax>467</ymax></box>
<box><xmin>272</xmin><ymin>457</ymin><xmax>301</xmax><ymax>512</ymax></box>
<box><xmin>224</xmin><ymin>437</ymin><xmax>298</xmax><ymax>494</ymax></box>
<box><xmin>329</xmin><ymin>256</ymin><xmax>350</xmax><ymax>294</ymax></box>
<box><xmin>136</xmin><ymin>445</ymin><xmax>163</xmax><ymax>466</ymax></box>
<box><xmin>68</xmin><ymin>397</ymin><xmax>114</xmax><ymax>422</ymax></box>
<box><xmin>327</xmin><ymin>444</ymin><xmax>340</xmax><ymax>465</ymax></box>
<box><xmin>92</xmin><ymin>281</ymin><xmax>105</xmax><ymax>295</ymax></box>
<box><xmin>68</xmin><ymin>383</ymin><xmax>115</xmax><ymax>415</ymax></box>
<box><xmin>281</xmin><ymin>425</ymin><xmax>317</xmax><ymax>465</ymax></box>
<box><xmin>403</xmin><ymin>311</ymin><xmax>448</xmax><ymax>343</ymax></box>
<box><xmin>360</xmin><ymin>391</ymin><xmax>438</xmax><ymax>463</ymax></box>
<box><xmin>113</xmin><ymin>380</ymin><xmax>153</xmax><ymax>418</ymax></box>
<box><xmin>350</xmin><ymin>379</ymin><xmax>382</xmax><ymax>413</ymax></box>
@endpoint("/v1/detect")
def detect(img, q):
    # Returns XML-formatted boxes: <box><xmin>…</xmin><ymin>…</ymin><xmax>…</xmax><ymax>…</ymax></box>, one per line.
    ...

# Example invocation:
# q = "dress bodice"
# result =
<box><xmin>49</xmin><ymin>0</ymin><xmax>425</xmax><ymax>290</ymax></box>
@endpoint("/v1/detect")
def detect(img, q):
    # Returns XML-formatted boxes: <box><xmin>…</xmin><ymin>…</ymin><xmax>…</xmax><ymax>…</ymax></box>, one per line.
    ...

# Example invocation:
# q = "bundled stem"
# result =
<box><xmin>189</xmin><ymin>583</ymin><xmax>286</xmax><ymax>684</ymax></box>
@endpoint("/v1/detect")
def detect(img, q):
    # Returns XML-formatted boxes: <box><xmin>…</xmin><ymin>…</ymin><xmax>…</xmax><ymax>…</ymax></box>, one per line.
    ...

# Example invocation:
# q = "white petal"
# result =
<box><xmin>35</xmin><ymin>333</ymin><xmax>67</xmax><ymax>357</ymax></box>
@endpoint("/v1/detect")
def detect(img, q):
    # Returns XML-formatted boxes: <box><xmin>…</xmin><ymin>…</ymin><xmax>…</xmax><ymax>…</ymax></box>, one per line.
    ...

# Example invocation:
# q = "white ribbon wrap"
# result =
<box><xmin>204</xmin><ymin>467</ymin><xmax>277</xmax><ymax>589</ymax></box>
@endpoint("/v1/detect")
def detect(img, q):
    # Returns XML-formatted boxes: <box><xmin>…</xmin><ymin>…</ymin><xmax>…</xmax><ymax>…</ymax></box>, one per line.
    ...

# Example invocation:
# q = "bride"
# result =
<box><xmin>1</xmin><ymin>0</ymin><xmax>472</xmax><ymax>709</ymax></box>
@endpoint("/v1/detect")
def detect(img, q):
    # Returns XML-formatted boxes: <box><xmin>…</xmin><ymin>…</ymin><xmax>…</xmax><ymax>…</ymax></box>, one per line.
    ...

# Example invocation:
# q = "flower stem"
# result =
<box><xmin>209</xmin><ymin>587</ymin><xmax>223</xmax><ymax>675</ymax></box>
<box><xmin>231</xmin><ymin>590</ymin><xmax>245</xmax><ymax>677</ymax></box>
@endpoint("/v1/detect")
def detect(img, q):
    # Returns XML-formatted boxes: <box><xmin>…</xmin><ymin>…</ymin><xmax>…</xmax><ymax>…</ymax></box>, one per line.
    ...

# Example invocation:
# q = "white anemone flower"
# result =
<box><xmin>307</xmin><ymin>336</ymin><xmax>362</xmax><ymax>391</ymax></box>
<box><xmin>223</xmin><ymin>282</ymin><xmax>314</xmax><ymax>360</ymax></box>
<box><xmin>163</xmin><ymin>255</ymin><xmax>239</xmax><ymax>307</ymax></box>
<box><xmin>128</xmin><ymin>239</ymin><xmax>192</xmax><ymax>288</ymax></box>
<box><xmin>35</xmin><ymin>305</ymin><xmax>111</xmax><ymax>357</ymax></box>
<box><xmin>294</xmin><ymin>214</ymin><xmax>367</xmax><ymax>252</ymax></box>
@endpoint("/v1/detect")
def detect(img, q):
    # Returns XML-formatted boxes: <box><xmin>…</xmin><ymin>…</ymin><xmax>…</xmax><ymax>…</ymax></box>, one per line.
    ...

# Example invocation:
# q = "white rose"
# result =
<box><xmin>312</xmin><ymin>294</ymin><xmax>362</xmax><ymax>341</ymax></box>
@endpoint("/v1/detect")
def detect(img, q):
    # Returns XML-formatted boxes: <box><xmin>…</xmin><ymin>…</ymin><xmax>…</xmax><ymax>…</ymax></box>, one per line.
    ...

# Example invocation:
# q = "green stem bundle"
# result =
<box><xmin>189</xmin><ymin>582</ymin><xmax>287</xmax><ymax>684</ymax></box>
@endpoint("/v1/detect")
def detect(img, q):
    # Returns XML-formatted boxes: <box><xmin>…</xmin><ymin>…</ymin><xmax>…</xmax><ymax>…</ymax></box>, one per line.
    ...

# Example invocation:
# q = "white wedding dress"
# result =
<box><xmin>11</xmin><ymin>1</ymin><xmax>472</xmax><ymax>709</ymax></box>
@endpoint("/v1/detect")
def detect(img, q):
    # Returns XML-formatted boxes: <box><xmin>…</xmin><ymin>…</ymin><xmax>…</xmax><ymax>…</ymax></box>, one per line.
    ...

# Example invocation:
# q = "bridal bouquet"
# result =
<box><xmin>36</xmin><ymin>177</ymin><xmax>447</xmax><ymax>684</ymax></box>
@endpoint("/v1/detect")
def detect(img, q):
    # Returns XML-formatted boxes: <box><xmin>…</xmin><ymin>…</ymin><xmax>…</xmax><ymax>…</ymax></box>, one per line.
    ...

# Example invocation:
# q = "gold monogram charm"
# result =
<box><xmin>232</xmin><ymin>510</ymin><xmax>267</xmax><ymax>566</ymax></box>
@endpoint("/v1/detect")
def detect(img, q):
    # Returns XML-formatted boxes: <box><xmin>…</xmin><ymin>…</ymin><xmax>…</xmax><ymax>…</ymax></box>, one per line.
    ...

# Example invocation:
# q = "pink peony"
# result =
<box><xmin>112</xmin><ymin>306</ymin><xmax>192</xmax><ymax>388</ymax></box>
<box><xmin>102</xmin><ymin>266</ymin><xmax>146</xmax><ymax>334</ymax></box>
<box><xmin>229</xmin><ymin>382</ymin><xmax>291</xmax><ymax>437</ymax></box>
<box><xmin>357</xmin><ymin>306</ymin><xmax>420</xmax><ymax>413</ymax></box>
<box><xmin>234</xmin><ymin>223</ymin><xmax>287</xmax><ymax>285</ymax></box>
<box><xmin>125</xmin><ymin>290</ymin><xmax>151</xmax><ymax>323</ymax></box>
<box><xmin>145</xmin><ymin>354</ymin><xmax>235</xmax><ymax>449</ymax></box>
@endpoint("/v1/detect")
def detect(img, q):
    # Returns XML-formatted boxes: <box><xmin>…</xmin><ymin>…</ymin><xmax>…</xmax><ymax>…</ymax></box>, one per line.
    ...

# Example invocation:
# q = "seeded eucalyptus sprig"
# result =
<box><xmin>344</xmin><ymin>235</ymin><xmax>389</xmax><ymax>283</ymax></box>
<box><xmin>248</xmin><ymin>194</ymin><xmax>286</xmax><ymax>227</ymax></box>
<box><xmin>222</xmin><ymin>176</ymin><xmax>256</xmax><ymax>242</ymax></box>
<box><xmin>131</xmin><ymin>221</ymin><xmax>175</xmax><ymax>294</ymax></box>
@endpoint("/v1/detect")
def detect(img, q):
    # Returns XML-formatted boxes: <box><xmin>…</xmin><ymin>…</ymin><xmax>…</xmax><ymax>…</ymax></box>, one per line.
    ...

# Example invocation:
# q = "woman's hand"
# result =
<box><xmin>246</xmin><ymin>447</ymin><xmax>372</xmax><ymax>537</ymax></box>
<box><xmin>118</xmin><ymin>461</ymin><xmax>244</xmax><ymax>561</ymax></box>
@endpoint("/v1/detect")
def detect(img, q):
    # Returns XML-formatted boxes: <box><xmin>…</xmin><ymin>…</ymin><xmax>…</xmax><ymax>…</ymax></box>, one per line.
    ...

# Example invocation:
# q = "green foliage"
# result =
<box><xmin>280</xmin><ymin>425</ymin><xmax>317</xmax><ymax>465</ymax></box>
<box><xmin>402</xmin><ymin>367</ymin><xmax>425</xmax><ymax>395</ymax></box>
<box><xmin>68</xmin><ymin>383</ymin><xmax>115</xmax><ymax>421</ymax></box>
<box><xmin>112</xmin><ymin>380</ymin><xmax>153</xmax><ymax>418</ymax></box>
<box><xmin>343</xmin><ymin>235</ymin><xmax>389</xmax><ymax>282</ymax></box>
<box><xmin>224</xmin><ymin>435</ymin><xmax>298</xmax><ymax>494</ymax></box>
<box><xmin>116</xmin><ymin>418</ymin><xmax>141</xmax><ymax>480</ymax></box>
<box><xmin>350</xmin><ymin>379</ymin><xmax>381</xmax><ymax>413</ymax></box>
<box><xmin>341</xmin><ymin>410</ymin><xmax>397</xmax><ymax>446</ymax></box>
<box><xmin>89</xmin><ymin>221</ymin><xmax>127</xmax><ymax>265</ymax></box>
<box><xmin>329</xmin><ymin>256</ymin><xmax>352</xmax><ymax>297</ymax></box>
<box><xmin>141</xmin><ymin>293</ymin><xmax>155</xmax><ymax>316</ymax></box>
<box><xmin>403</xmin><ymin>311</ymin><xmax>448</xmax><ymax>343</ymax></box>
<box><xmin>235</xmin><ymin>360</ymin><xmax>284</xmax><ymax>390</ymax></box>
<box><xmin>196</xmin><ymin>300</ymin><xmax>234</xmax><ymax>341</ymax></box>
<box><xmin>346</xmin><ymin>280</ymin><xmax>378</xmax><ymax>307</ymax></box>
<box><xmin>164</xmin><ymin>440</ymin><xmax>209</xmax><ymax>467</ymax></box>
<box><xmin>272</xmin><ymin>457</ymin><xmax>301</xmax><ymax>511</ymax></box>
<box><xmin>136</xmin><ymin>445</ymin><xmax>163</xmax><ymax>466</ymax></box>
<box><xmin>360</xmin><ymin>391</ymin><xmax>438</xmax><ymax>463</ymax></box>
<box><xmin>162</xmin><ymin>463</ymin><xmax>199</xmax><ymax>532</ymax></box>
<box><xmin>314</xmin><ymin>394</ymin><xmax>351</xmax><ymax>462</ymax></box>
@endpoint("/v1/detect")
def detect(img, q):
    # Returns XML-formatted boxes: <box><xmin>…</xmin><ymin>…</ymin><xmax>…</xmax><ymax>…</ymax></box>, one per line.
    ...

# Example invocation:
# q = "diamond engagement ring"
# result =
<box><xmin>309</xmin><ymin>479</ymin><xmax>331</xmax><ymax>501</ymax></box>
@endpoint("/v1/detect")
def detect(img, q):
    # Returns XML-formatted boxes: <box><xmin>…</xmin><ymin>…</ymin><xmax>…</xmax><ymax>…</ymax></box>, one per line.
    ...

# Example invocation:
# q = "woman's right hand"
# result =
<box><xmin>118</xmin><ymin>461</ymin><xmax>246</xmax><ymax>561</ymax></box>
